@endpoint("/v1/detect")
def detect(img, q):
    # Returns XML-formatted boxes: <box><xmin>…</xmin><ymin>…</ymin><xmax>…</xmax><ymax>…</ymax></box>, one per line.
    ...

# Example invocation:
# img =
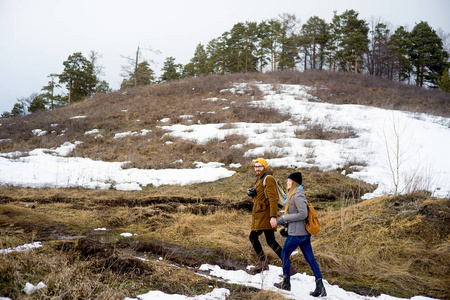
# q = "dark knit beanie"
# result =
<box><xmin>288</xmin><ymin>172</ymin><xmax>302</xmax><ymax>185</ymax></box>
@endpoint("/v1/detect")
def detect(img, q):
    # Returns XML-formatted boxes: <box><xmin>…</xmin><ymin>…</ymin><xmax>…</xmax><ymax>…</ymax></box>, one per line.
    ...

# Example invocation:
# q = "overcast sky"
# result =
<box><xmin>1</xmin><ymin>0</ymin><xmax>449</xmax><ymax>114</ymax></box>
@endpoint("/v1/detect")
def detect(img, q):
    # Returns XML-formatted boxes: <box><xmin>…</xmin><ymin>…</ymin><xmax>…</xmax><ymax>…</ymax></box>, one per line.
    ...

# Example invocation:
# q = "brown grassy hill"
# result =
<box><xmin>0</xmin><ymin>71</ymin><xmax>449</xmax><ymax>299</ymax></box>
<box><xmin>1</xmin><ymin>70</ymin><xmax>449</xmax><ymax>167</ymax></box>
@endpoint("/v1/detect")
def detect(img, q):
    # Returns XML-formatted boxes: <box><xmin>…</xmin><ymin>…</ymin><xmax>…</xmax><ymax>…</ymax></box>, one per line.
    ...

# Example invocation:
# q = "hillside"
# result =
<box><xmin>1</xmin><ymin>70</ymin><xmax>449</xmax><ymax>156</ymax></box>
<box><xmin>0</xmin><ymin>70</ymin><xmax>449</xmax><ymax>299</ymax></box>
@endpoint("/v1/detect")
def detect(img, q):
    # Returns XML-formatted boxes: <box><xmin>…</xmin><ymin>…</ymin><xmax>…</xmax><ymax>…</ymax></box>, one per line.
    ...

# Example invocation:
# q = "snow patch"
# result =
<box><xmin>23</xmin><ymin>282</ymin><xmax>46</xmax><ymax>295</ymax></box>
<box><xmin>0</xmin><ymin>242</ymin><xmax>42</xmax><ymax>254</ymax></box>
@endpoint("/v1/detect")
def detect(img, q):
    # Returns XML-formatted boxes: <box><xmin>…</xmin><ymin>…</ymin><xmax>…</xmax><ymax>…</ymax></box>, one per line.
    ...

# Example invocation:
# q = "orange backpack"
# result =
<box><xmin>304</xmin><ymin>202</ymin><xmax>321</xmax><ymax>235</ymax></box>
<box><xmin>292</xmin><ymin>198</ymin><xmax>321</xmax><ymax>235</ymax></box>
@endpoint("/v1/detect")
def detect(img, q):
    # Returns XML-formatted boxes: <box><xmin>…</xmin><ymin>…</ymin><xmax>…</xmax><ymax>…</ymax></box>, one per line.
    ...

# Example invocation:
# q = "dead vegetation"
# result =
<box><xmin>0</xmin><ymin>188</ymin><xmax>448</xmax><ymax>299</ymax></box>
<box><xmin>0</xmin><ymin>71</ymin><xmax>449</xmax><ymax>299</ymax></box>
<box><xmin>313</xmin><ymin>193</ymin><xmax>450</xmax><ymax>299</ymax></box>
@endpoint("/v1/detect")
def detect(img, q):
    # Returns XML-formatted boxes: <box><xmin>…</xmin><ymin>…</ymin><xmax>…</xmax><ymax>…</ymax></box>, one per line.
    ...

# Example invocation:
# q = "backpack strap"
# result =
<box><xmin>263</xmin><ymin>174</ymin><xmax>273</xmax><ymax>199</ymax></box>
<box><xmin>290</xmin><ymin>194</ymin><xmax>309</xmax><ymax>224</ymax></box>
<box><xmin>292</xmin><ymin>198</ymin><xmax>299</xmax><ymax>212</ymax></box>
<box><xmin>261</xmin><ymin>170</ymin><xmax>270</xmax><ymax>183</ymax></box>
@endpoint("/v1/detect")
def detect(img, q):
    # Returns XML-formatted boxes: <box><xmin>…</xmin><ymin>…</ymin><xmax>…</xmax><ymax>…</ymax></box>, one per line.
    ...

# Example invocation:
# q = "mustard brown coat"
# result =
<box><xmin>251</xmin><ymin>167</ymin><xmax>278</xmax><ymax>231</ymax></box>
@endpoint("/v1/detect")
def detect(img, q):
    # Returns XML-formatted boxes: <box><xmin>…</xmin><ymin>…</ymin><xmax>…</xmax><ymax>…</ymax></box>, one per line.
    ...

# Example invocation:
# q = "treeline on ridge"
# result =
<box><xmin>2</xmin><ymin>10</ymin><xmax>450</xmax><ymax>118</ymax></box>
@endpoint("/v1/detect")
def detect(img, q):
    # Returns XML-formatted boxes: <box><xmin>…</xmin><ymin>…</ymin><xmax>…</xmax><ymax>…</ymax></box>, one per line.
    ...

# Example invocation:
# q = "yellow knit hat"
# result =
<box><xmin>254</xmin><ymin>158</ymin><xmax>268</xmax><ymax>169</ymax></box>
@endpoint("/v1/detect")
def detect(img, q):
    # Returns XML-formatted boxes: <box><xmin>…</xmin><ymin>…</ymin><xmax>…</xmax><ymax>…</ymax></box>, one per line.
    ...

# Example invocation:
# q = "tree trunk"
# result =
<box><xmin>222</xmin><ymin>57</ymin><xmax>225</xmax><ymax>74</ymax></box>
<box><xmin>355</xmin><ymin>50</ymin><xmax>358</xmax><ymax>73</ymax></box>
<box><xmin>304</xmin><ymin>48</ymin><xmax>307</xmax><ymax>71</ymax></box>
<box><xmin>134</xmin><ymin>46</ymin><xmax>139</xmax><ymax>87</ymax></box>
<box><xmin>260</xmin><ymin>55</ymin><xmax>263</xmax><ymax>73</ymax></box>
<box><xmin>245</xmin><ymin>42</ymin><xmax>248</xmax><ymax>72</ymax></box>
<box><xmin>312</xmin><ymin>35</ymin><xmax>316</xmax><ymax>69</ymax></box>
<box><xmin>329</xmin><ymin>53</ymin><xmax>332</xmax><ymax>71</ymax></box>
<box><xmin>273</xmin><ymin>51</ymin><xmax>277</xmax><ymax>71</ymax></box>
<box><xmin>51</xmin><ymin>85</ymin><xmax>54</xmax><ymax>110</ymax></box>
<box><xmin>68</xmin><ymin>79</ymin><xmax>72</xmax><ymax>104</ymax></box>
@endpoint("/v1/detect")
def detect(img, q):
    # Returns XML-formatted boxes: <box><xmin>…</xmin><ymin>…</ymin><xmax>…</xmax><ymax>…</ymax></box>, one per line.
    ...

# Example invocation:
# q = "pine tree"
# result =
<box><xmin>388</xmin><ymin>26</ymin><xmax>412</xmax><ymax>82</ymax></box>
<box><xmin>59</xmin><ymin>52</ymin><xmax>97</xmax><ymax>103</ymax></box>
<box><xmin>121</xmin><ymin>46</ymin><xmax>159</xmax><ymax>88</ymax></box>
<box><xmin>255</xmin><ymin>21</ymin><xmax>270</xmax><ymax>72</ymax></box>
<box><xmin>161</xmin><ymin>56</ymin><xmax>182</xmax><ymax>81</ymax></box>
<box><xmin>266</xmin><ymin>19</ymin><xmax>283</xmax><ymax>71</ymax></box>
<box><xmin>438</xmin><ymin>68</ymin><xmax>450</xmax><ymax>92</ymax></box>
<box><xmin>28</xmin><ymin>95</ymin><xmax>47</xmax><ymax>113</ymax></box>
<box><xmin>11</xmin><ymin>103</ymin><xmax>24</xmax><ymax>116</ymax></box>
<box><xmin>301</xmin><ymin>16</ymin><xmax>329</xmax><ymax>70</ymax></box>
<box><xmin>1</xmin><ymin>111</ymin><xmax>12</xmax><ymax>119</ymax></box>
<box><xmin>41</xmin><ymin>74</ymin><xmax>60</xmax><ymax>110</ymax></box>
<box><xmin>206</xmin><ymin>37</ymin><xmax>227</xmax><ymax>74</ymax></box>
<box><xmin>332</xmin><ymin>10</ymin><xmax>369</xmax><ymax>73</ymax></box>
<box><xmin>278</xmin><ymin>13</ymin><xmax>300</xmax><ymax>70</ymax></box>
<box><xmin>121</xmin><ymin>61</ymin><xmax>154</xmax><ymax>89</ymax></box>
<box><xmin>410</xmin><ymin>21</ymin><xmax>449</xmax><ymax>87</ymax></box>
<box><xmin>372</xmin><ymin>22</ymin><xmax>390</xmax><ymax>77</ymax></box>
<box><xmin>242</xmin><ymin>21</ymin><xmax>259</xmax><ymax>72</ymax></box>
<box><xmin>226</xmin><ymin>22</ymin><xmax>257</xmax><ymax>73</ymax></box>
<box><xmin>95</xmin><ymin>80</ymin><xmax>111</xmax><ymax>93</ymax></box>
<box><xmin>326</xmin><ymin>20</ymin><xmax>339</xmax><ymax>71</ymax></box>
<box><xmin>184</xmin><ymin>43</ymin><xmax>211</xmax><ymax>76</ymax></box>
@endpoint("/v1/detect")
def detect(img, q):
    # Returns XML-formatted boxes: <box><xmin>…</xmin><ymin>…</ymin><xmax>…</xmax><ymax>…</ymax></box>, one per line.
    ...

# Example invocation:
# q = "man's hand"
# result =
<box><xmin>270</xmin><ymin>217</ymin><xmax>277</xmax><ymax>228</ymax></box>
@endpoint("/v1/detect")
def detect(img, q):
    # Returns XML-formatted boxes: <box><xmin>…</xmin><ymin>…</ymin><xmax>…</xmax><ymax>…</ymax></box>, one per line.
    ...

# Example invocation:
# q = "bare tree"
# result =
<box><xmin>121</xmin><ymin>45</ymin><xmax>161</xmax><ymax>87</ymax></box>
<box><xmin>89</xmin><ymin>50</ymin><xmax>105</xmax><ymax>78</ymax></box>
<box><xmin>381</xmin><ymin>115</ymin><xmax>430</xmax><ymax>196</ymax></box>
<box><xmin>383</xmin><ymin>115</ymin><xmax>408</xmax><ymax>195</ymax></box>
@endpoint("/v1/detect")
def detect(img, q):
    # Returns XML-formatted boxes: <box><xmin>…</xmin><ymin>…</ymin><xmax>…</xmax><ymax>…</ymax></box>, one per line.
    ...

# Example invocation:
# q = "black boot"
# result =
<box><xmin>274</xmin><ymin>276</ymin><xmax>291</xmax><ymax>291</ymax></box>
<box><xmin>310</xmin><ymin>278</ymin><xmax>327</xmax><ymax>297</ymax></box>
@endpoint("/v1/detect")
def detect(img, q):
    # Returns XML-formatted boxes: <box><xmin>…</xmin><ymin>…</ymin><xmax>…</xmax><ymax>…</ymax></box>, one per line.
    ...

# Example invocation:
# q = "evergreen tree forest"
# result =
<box><xmin>2</xmin><ymin>10</ymin><xmax>449</xmax><ymax>118</ymax></box>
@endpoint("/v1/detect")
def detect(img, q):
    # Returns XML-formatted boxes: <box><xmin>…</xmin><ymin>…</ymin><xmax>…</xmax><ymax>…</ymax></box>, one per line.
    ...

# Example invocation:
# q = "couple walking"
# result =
<box><xmin>247</xmin><ymin>158</ymin><xmax>326</xmax><ymax>297</ymax></box>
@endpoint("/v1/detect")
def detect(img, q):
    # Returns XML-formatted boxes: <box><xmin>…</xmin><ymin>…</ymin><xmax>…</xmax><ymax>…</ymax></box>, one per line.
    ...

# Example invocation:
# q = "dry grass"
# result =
<box><xmin>312</xmin><ymin>193</ymin><xmax>450</xmax><ymax>299</ymax></box>
<box><xmin>0</xmin><ymin>199</ymin><xmax>284</xmax><ymax>299</ymax></box>
<box><xmin>0</xmin><ymin>241</ymin><xmax>218</xmax><ymax>299</ymax></box>
<box><xmin>1</xmin><ymin>190</ymin><xmax>448</xmax><ymax>299</ymax></box>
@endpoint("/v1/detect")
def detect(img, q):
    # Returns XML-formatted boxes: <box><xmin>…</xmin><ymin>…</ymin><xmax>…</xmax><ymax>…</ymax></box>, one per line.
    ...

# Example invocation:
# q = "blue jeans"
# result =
<box><xmin>282</xmin><ymin>235</ymin><xmax>322</xmax><ymax>279</ymax></box>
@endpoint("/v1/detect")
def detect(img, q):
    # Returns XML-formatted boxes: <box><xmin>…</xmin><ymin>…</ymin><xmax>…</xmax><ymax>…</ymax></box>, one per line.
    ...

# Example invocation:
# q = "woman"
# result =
<box><xmin>270</xmin><ymin>172</ymin><xmax>327</xmax><ymax>297</ymax></box>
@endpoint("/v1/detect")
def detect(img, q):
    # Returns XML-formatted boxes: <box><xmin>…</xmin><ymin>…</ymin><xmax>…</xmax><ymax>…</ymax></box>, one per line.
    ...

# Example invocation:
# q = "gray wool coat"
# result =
<box><xmin>276</xmin><ymin>188</ymin><xmax>309</xmax><ymax>236</ymax></box>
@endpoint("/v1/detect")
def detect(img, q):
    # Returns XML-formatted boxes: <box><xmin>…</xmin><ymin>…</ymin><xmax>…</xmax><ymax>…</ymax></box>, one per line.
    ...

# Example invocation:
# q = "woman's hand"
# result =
<box><xmin>270</xmin><ymin>217</ymin><xmax>277</xmax><ymax>228</ymax></box>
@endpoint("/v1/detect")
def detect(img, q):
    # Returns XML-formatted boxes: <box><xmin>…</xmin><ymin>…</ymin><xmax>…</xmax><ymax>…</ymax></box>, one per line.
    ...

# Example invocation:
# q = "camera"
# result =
<box><xmin>247</xmin><ymin>187</ymin><xmax>257</xmax><ymax>197</ymax></box>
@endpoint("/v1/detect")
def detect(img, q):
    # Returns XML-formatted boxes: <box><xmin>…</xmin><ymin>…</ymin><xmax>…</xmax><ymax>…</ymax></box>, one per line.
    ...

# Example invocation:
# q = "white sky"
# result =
<box><xmin>1</xmin><ymin>0</ymin><xmax>449</xmax><ymax>113</ymax></box>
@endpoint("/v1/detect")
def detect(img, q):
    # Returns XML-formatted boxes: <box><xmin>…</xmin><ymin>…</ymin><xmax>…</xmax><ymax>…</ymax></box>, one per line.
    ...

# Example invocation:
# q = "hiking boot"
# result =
<box><xmin>274</xmin><ymin>276</ymin><xmax>291</xmax><ymax>291</ymax></box>
<box><xmin>279</xmin><ymin>264</ymin><xmax>297</xmax><ymax>277</ymax></box>
<box><xmin>310</xmin><ymin>278</ymin><xmax>327</xmax><ymax>297</ymax></box>
<box><xmin>290</xmin><ymin>264</ymin><xmax>297</xmax><ymax>276</ymax></box>
<box><xmin>248</xmin><ymin>259</ymin><xmax>268</xmax><ymax>275</ymax></box>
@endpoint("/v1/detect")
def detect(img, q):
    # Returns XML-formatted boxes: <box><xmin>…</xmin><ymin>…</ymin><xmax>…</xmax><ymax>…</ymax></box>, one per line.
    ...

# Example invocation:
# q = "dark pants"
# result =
<box><xmin>282</xmin><ymin>234</ymin><xmax>322</xmax><ymax>279</ymax></box>
<box><xmin>249</xmin><ymin>230</ymin><xmax>283</xmax><ymax>261</ymax></box>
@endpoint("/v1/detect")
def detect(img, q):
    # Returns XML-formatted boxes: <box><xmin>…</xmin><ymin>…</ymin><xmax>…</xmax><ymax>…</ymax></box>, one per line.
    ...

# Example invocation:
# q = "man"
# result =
<box><xmin>247</xmin><ymin>157</ymin><xmax>283</xmax><ymax>274</ymax></box>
